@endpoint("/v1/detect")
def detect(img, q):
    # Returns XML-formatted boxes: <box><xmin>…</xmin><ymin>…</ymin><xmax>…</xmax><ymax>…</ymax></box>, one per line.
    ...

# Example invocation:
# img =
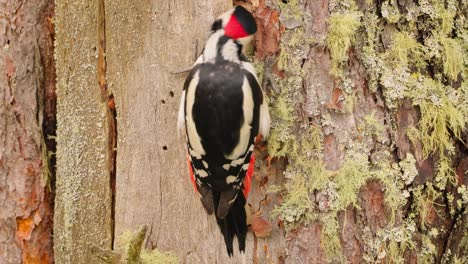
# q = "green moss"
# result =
<box><xmin>326</xmin><ymin>12</ymin><xmax>362</xmax><ymax>76</ymax></box>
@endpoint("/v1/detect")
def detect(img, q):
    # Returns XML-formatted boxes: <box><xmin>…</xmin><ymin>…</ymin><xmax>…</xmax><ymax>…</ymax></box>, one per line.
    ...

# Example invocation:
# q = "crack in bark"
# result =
<box><xmin>98</xmin><ymin>0</ymin><xmax>117</xmax><ymax>249</ymax></box>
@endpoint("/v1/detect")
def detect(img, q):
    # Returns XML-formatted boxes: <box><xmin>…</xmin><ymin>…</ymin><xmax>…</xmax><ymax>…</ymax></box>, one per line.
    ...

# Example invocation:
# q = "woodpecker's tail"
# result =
<box><xmin>214</xmin><ymin>191</ymin><xmax>247</xmax><ymax>256</ymax></box>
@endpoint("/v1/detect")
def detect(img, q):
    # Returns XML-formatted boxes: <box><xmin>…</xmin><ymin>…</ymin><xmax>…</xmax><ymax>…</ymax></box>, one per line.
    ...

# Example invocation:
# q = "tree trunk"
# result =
<box><xmin>106</xmin><ymin>0</ymin><xmax>286</xmax><ymax>263</ymax></box>
<box><xmin>53</xmin><ymin>0</ymin><xmax>114</xmax><ymax>263</ymax></box>
<box><xmin>0</xmin><ymin>0</ymin><xmax>55</xmax><ymax>263</ymax></box>
<box><xmin>52</xmin><ymin>0</ymin><xmax>467</xmax><ymax>263</ymax></box>
<box><xmin>251</xmin><ymin>0</ymin><xmax>467</xmax><ymax>263</ymax></box>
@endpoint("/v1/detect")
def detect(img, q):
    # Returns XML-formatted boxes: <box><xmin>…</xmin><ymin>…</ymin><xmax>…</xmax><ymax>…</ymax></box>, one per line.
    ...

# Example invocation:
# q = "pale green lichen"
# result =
<box><xmin>381</xmin><ymin>0</ymin><xmax>401</xmax><ymax>24</ymax></box>
<box><xmin>440</xmin><ymin>37</ymin><xmax>464</xmax><ymax>80</ymax></box>
<box><xmin>399</xmin><ymin>154</ymin><xmax>418</xmax><ymax>185</ymax></box>
<box><xmin>326</xmin><ymin>12</ymin><xmax>361</xmax><ymax>76</ymax></box>
<box><xmin>329</xmin><ymin>153</ymin><xmax>370</xmax><ymax>211</ymax></box>
<box><xmin>267</xmin><ymin>0</ymin><xmax>466</xmax><ymax>262</ymax></box>
<box><xmin>408</xmin><ymin>77</ymin><xmax>465</xmax><ymax>157</ymax></box>
<box><xmin>321</xmin><ymin>214</ymin><xmax>345</xmax><ymax>263</ymax></box>
<box><xmin>118</xmin><ymin>229</ymin><xmax>179</xmax><ymax>264</ymax></box>
<box><xmin>387</xmin><ymin>31</ymin><xmax>426</xmax><ymax>69</ymax></box>
<box><xmin>411</xmin><ymin>184</ymin><xmax>442</xmax><ymax>230</ymax></box>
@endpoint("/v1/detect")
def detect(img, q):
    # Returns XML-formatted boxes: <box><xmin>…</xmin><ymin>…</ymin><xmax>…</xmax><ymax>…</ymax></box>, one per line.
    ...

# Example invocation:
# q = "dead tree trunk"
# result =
<box><xmin>0</xmin><ymin>0</ymin><xmax>55</xmax><ymax>263</ymax></box>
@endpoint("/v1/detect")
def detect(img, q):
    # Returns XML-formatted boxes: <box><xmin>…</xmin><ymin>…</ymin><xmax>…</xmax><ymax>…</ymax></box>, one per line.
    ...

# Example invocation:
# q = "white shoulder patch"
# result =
<box><xmin>225</xmin><ymin>77</ymin><xmax>253</xmax><ymax>159</ymax></box>
<box><xmin>242</xmin><ymin>62</ymin><xmax>270</xmax><ymax>139</ymax></box>
<box><xmin>185</xmin><ymin>72</ymin><xmax>206</xmax><ymax>155</ymax></box>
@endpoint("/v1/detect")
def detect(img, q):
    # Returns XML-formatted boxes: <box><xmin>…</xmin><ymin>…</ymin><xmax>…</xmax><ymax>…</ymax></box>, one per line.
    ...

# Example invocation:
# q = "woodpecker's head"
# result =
<box><xmin>212</xmin><ymin>6</ymin><xmax>257</xmax><ymax>40</ymax></box>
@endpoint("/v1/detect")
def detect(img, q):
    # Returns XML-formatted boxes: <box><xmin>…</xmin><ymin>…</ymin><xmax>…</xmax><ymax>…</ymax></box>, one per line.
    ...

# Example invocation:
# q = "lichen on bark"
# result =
<box><xmin>262</xmin><ymin>0</ymin><xmax>467</xmax><ymax>262</ymax></box>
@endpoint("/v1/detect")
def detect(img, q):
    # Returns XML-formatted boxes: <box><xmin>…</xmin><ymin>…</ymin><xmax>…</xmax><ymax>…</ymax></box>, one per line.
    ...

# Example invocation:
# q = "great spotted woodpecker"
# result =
<box><xmin>177</xmin><ymin>6</ymin><xmax>270</xmax><ymax>256</ymax></box>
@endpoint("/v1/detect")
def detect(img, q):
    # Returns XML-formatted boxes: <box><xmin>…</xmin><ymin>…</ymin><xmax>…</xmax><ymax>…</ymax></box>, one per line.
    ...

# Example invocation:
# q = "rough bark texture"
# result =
<box><xmin>0</xmin><ymin>0</ymin><xmax>55</xmax><ymax>263</ymax></box>
<box><xmin>54</xmin><ymin>0</ymin><xmax>113</xmax><ymax>263</ymax></box>
<box><xmin>255</xmin><ymin>0</ymin><xmax>467</xmax><ymax>263</ymax></box>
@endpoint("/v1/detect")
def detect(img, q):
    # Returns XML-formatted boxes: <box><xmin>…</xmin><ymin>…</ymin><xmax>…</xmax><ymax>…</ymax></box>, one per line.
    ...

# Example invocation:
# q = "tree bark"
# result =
<box><xmin>252</xmin><ymin>0</ymin><xmax>467</xmax><ymax>263</ymax></box>
<box><xmin>0</xmin><ymin>0</ymin><xmax>55</xmax><ymax>263</ymax></box>
<box><xmin>54</xmin><ymin>0</ymin><xmax>113</xmax><ymax>263</ymax></box>
<box><xmin>52</xmin><ymin>0</ymin><xmax>467</xmax><ymax>263</ymax></box>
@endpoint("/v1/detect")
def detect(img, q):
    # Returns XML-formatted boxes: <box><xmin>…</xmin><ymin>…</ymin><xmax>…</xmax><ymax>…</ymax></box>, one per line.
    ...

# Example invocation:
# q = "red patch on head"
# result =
<box><xmin>224</xmin><ymin>15</ymin><xmax>249</xmax><ymax>39</ymax></box>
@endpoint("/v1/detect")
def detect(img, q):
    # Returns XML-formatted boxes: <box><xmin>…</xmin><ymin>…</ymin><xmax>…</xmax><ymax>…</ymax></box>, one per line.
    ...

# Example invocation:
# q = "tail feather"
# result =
<box><xmin>214</xmin><ymin>191</ymin><xmax>247</xmax><ymax>256</ymax></box>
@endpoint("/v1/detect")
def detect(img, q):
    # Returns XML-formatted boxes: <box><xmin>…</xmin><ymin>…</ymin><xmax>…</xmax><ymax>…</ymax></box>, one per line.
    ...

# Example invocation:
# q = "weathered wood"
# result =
<box><xmin>106</xmin><ymin>0</ymin><xmax>286</xmax><ymax>262</ymax></box>
<box><xmin>54</xmin><ymin>0</ymin><xmax>113</xmax><ymax>263</ymax></box>
<box><xmin>0</xmin><ymin>0</ymin><xmax>54</xmax><ymax>263</ymax></box>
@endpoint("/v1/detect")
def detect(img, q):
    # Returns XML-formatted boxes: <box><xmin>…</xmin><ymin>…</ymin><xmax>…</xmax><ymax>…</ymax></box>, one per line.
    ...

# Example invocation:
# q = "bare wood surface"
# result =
<box><xmin>106</xmin><ymin>1</ymin><xmax>286</xmax><ymax>263</ymax></box>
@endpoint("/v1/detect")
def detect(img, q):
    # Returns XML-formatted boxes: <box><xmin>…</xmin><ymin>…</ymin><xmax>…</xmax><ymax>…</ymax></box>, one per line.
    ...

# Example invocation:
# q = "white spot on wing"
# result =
<box><xmin>226</xmin><ymin>176</ymin><xmax>237</xmax><ymax>184</ymax></box>
<box><xmin>231</xmin><ymin>158</ymin><xmax>244</xmax><ymax>166</ymax></box>
<box><xmin>222</xmin><ymin>164</ymin><xmax>230</xmax><ymax>170</ymax></box>
<box><xmin>242</xmin><ymin>163</ymin><xmax>250</xmax><ymax>170</ymax></box>
<box><xmin>202</xmin><ymin>161</ymin><xmax>209</xmax><ymax>168</ymax></box>
<box><xmin>189</xmin><ymin>148</ymin><xmax>202</xmax><ymax>159</ymax></box>
<box><xmin>196</xmin><ymin>169</ymin><xmax>208</xmax><ymax>178</ymax></box>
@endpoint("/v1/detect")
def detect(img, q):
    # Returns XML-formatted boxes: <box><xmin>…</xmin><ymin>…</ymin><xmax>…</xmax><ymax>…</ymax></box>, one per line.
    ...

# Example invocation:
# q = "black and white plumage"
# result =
<box><xmin>177</xmin><ymin>6</ymin><xmax>270</xmax><ymax>256</ymax></box>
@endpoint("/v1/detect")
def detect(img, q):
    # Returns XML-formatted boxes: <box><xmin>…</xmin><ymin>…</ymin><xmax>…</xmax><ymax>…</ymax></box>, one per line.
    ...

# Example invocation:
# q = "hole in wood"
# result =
<box><xmin>162</xmin><ymin>146</ymin><xmax>168</xmax><ymax>151</ymax></box>
<box><xmin>161</xmin><ymin>99</ymin><xmax>166</xmax><ymax>104</ymax></box>
<box><xmin>169</xmin><ymin>91</ymin><xmax>174</xmax><ymax>97</ymax></box>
